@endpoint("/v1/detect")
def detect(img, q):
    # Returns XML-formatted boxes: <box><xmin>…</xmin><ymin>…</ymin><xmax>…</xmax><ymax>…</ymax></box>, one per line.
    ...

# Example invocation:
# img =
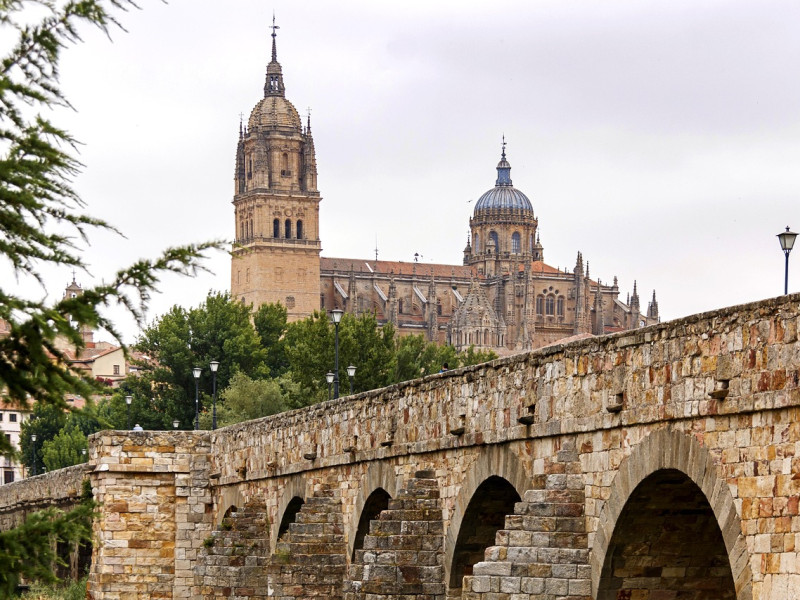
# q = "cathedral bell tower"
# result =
<box><xmin>230</xmin><ymin>20</ymin><xmax>321</xmax><ymax>319</ymax></box>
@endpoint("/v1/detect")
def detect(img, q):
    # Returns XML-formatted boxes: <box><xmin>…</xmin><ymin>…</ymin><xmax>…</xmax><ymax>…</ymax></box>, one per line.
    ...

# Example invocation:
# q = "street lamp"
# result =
<box><xmin>81</xmin><ymin>448</ymin><xmax>87</xmax><ymax>462</ymax></box>
<box><xmin>330</xmin><ymin>309</ymin><xmax>343</xmax><ymax>399</ymax></box>
<box><xmin>326</xmin><ymin>372</ymin><xmax>334</xmax><ymax>400</ymax></box>
<box><xmin>173</xmin><ymin>419</ymin><xmax>180</xmax><ymax>430</ymax></box>
<box><xmin>31</xmin><ymin>434</ymin><xmax>37</xmax><ymax>476</ymax></box>
<box><xmin>192</xmin><ymin>367</ymin><xmax>202</xmax><ymax>430</ymax></box>
<box><xmin>347</xmin><ymin>365</ymin><xmax>356</xmax><ymax>395</ymax></box>
<box><xmin>125</xmin><ymin>395</ymin><xmax>132</xmax><ymax>430</ymax></box>
<box><xmin>777</xmin><ymin>226</ymin><xmax>798</xmax><ymax>295</ymax></box>
<box><xmin>210</xmin><ymin>360</ymin><xmax>220</xmax><ymax>430</ymax></box>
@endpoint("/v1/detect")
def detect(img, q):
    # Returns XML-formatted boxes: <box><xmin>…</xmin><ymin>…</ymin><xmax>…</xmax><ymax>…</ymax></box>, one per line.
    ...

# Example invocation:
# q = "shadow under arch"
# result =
<box><xmin>271</xmin><ymin>476</ymin><xmax>307</xmax><ymax>553</ymax></box>
<box><xmin>216</xmin><ymin>487</ymin><xmax>246</xmax><ymax>527</ymax></box>
<box><xmin>444</xmin><ymin>445</ymin><xmax>530</xmax><ymax>591</ymax></box>
<box><xmin>346</xmin><ymin>461</ymin><xmax>398</xmax><ymax>560</ymax></box>
<box><xmin>591</xmin><ymin>429</ymin><xmax>752</xmax><ymax>600</ymax></box>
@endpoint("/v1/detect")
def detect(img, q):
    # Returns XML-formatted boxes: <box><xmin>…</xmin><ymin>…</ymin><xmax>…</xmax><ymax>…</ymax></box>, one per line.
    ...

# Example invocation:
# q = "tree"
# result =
<box><xmin>41</xmin><ymin>421</ymin><xmax>87</xmax><ymax>472</ymax></box>
<box><xmin>253</xmin><ymin>302</ymin><xmax>289</xmax><ymax>376</ymax></box>
<box><xmin>0</xmin><ymin>0</ymin><xmax>221</xmax><ymax>457</ymax></box>
<box><xmin>19</xmin><ymin>403</ymin><xmax>67</xmax><ymax>475</ymax></box>
<box><xmin>201</xmin><ymin>371</ymin><xmax>288</xmax><ymax>428</ymax></box>
<box><xmin>132</xmin><ymin>292</ymin><xmax>267</xmax><ymax>428</ymax></box>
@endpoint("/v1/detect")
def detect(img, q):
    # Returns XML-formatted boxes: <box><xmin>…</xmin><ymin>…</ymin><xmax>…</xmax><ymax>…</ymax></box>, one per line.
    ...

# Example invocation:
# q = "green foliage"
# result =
<box><xmin>19</xmin><ymin>404</ymin><xmax>67</xmax><ymax>474</ymax></box>
<box><xmin>21</xmin><ymin>576</ymin><xmax>89</xmax><ymax>600</ymax></box>
<box><xmin>253</xmin><ymin>302</ymin><xmax>289</xmax><ymax>376</ymax></box>
<box><xmin>132</xmin><ymin>291</ymin><xmax>267</xmax><ymax>428</ymax></box>
<box><xmin>199</xmin><ymin>371</ymin><xmax>288</xmax><ymax>428</ymax></box>
<box><xmin>0</xmin><ymin>0</ymin><xmax>222</xmax><ymax>459</ymax></box>
<box><xmin>42</xmin><ymin>421</ymin><xmax>87</xmax><ymax>471</ymax></box>
<box><xmin>0</xmin><ymin>501</ymin><xmax>94</xmax><ymax>597</ymax></box>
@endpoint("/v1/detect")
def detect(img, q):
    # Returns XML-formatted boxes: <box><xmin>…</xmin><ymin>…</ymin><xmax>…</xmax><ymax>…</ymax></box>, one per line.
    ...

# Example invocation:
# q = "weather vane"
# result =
<box><xmin>270</xmin><ymin>12</ymin><xmax>280</xmax><ymax>37</ymax></box>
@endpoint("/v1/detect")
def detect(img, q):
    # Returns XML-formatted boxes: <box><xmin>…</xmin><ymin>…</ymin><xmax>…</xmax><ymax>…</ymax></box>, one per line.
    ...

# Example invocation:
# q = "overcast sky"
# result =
<box><xmin>24</xmin><ymin>0</ymin><xmax>800</xmax><ymax>342</ymax></box>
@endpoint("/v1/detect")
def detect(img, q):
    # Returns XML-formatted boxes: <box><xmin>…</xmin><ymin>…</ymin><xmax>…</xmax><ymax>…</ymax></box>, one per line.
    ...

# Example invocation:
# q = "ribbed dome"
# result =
<box><xmin>474</xmin><ymin>146</ymin><xmax>533</xmax><ymax>213</ymax></box>
<box><xmin>248</xmin><ymin>96</ymin><xmax>302</xmax><ymax>130</ymax></box>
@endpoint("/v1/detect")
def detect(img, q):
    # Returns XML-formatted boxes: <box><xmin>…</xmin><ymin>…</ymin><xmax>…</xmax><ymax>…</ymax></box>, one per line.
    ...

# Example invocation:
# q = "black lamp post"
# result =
<box><xmin>125</xmin><ymin>395</ymin><xmax>132</xmax><ymax>430</ymax></box>
<box><xmin>326</xmin><ymin>372</ymin><xmax>334</xmax><ymax>400</ymax></box>
<box><xmin>778</xmin><ymin>226</ymin><xmax>798</xmax><ymax>295</ymax></box>
<box><xmin>210</xmin><ymin>360</ymin><xmax>220</xmax><ymax>430</ymax></box>
<box><xmin>347</xmin><ymin>365</ymin><xmax>356</xmax><ymax>395</ymax></box>
<box><xmin>331</xmin><ymin>309</ymin><xmax>343</xmax><ymax>399</ymax></box>
<box><xmin>193</xmin><ymin>367</ymin><xmax>202</xmax><ymax>430</ymax></box>
<box><xmin>31</xmin><ymin>434</ymin><xmax>37</xmax><ymax>476</ymax></box>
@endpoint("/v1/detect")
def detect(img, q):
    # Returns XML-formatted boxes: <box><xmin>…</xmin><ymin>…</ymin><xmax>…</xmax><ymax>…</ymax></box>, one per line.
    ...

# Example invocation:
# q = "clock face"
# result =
<box><xmin>639</xmin><ymin>320</ymin><xmax>645</xmax><ymax>327</ymax></box>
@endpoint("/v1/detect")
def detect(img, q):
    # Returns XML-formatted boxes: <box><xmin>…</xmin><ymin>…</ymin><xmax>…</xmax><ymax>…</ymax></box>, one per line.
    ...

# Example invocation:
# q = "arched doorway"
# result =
<box><xmin>449</xmin><ymin>476</ymin><xmax>520</xmax><ymax>590</ymax></box>
<box><xmin>277</xmin><ymin>496</ymin><xmax>304</xmax><ymax>539</ymax></box>
<box><xmin>598</xmin><ymin>468</ymin><xmax>736</xmax><ymax>600</ymax></box>
<box><xmin>351</xmin><ymin>488</ymin><xmax>391</xmax><ymax>561</ymax></box>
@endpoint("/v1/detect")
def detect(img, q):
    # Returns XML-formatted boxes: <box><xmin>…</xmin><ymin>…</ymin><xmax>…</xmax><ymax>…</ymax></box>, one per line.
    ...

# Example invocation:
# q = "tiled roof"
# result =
<box><xmin>321</xmin><ymin>257</ymin><xmax>476</xmax><ymax>279</ymax></box>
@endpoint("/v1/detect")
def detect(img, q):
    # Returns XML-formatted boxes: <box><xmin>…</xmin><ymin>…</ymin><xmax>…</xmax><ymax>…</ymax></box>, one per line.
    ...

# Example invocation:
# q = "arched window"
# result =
<box><xmin>273</xmin><ymin>219</ymin><xmax>280</xmax><ymax>238</ymax></box>
<box><xmin>489</xmin><ymin>231</ymin><xmax>499</xmax><ymax>252</ymax></box>
<box><xmin>474</xmin><ymin>233</ymin><xmax>480</xmax><ymax>253</ymax></box>
<box><xmin>511</xmin><ymin>232</ymin><xmax>521</xmax><ymax>254</ymax></box>
<box><xmin>249</xmin><ymin>218</ymin><xmax>254</xmax><ymax>238</ymax></box>
<box><xmin>557</xmin><ymin>296</ymin><xmax>565</xmax><ymax>316</ymax></box>
<box><xmin>296</xmin><ymin>220</ymin><xmax>303</xmax><ymax>240</ymax></box>
<box><xmin>536</xmin><ymin>296</ymin><xmax>544</xmax><ymax>315</ymax></box>
<box><xmin>285</xmin><ymin>219</ymin><xmax>291</xmax><ymax>239</ymax></box>
<box><xmin>529</xmin><ymin>234</ymin><xmax>534</xmax><ymax>253</ymax></box>
<box><xmin>281</xmin><ymin>153</ymin><xmax>289</xmax><ymax>175</ymax></box>
<box><xmin>545</xmin><ymin>295</ymin><xmax>555</xmax><ymax>316</ymax></box>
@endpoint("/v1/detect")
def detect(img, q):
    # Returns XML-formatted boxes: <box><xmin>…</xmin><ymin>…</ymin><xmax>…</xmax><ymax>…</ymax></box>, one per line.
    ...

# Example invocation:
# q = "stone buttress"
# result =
<box><xmin>346</xmin><ymin>470</ymin><xmax>446</xmax><ymax>600</ymax></box>
<box><xmin>462</xmin><ymin>440</ymin><xmax>591</xmax><ymax>600</ymax></box>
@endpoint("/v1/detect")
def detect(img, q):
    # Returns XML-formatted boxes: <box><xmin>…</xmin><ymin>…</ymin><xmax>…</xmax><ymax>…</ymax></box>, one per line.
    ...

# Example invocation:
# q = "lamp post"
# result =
<box><xmin>173</xmin><ymin>419</ymin><xmax>180</xmax><ymax>430</ymax></box>
<box><xmin>326</xmin><ymin>372</ymin><xmax>334</xmax><ymax>400</ymax></box>
<box><xmin>125</xmin><ymin>395</ymin><xmax>132</xmax><ymax>430</ymax></box>
<box><xmin>331</xmin><ymin>309</ymin><xmax>343</xmax><ymax>399</ymax></box>
<box><xmin>193</xmin><ymin>367</ymin><xmax>202</xmax><ymax>430</ymax></box>
<box><xmin>777</xmin><ymin>226</ymin><xmax>798</xmax><ymax>295</ymax></box>
<box><xmin>347</xmin><ymin>365</ymin><xmax>356</xmax><ymax>395</ymax></box>
<box><xmin>31</xmin><ymin>434</ymin><xmax>37</xmax><ymax>476</ymax></box>
<box><xmin>210</xmin><ymin>360</ymin><xmax>220</xmax><ymax>430</ymax></box>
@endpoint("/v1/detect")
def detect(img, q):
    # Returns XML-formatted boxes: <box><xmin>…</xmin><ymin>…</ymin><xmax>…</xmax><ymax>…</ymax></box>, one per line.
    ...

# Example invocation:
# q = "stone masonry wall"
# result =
<box><xmin>0</xmin><ymin>463</ymin><xmax>89</xmax><ymax>530</ymax></box>
<box><xmin>87</xmin><ymin>430</ymin><xmax>213</xmax><ymax>599</ymax></box>
<box><xmin>2</xmin><ymin>294</ymin><xmax>800</xmax><ymax>599</ymax></box>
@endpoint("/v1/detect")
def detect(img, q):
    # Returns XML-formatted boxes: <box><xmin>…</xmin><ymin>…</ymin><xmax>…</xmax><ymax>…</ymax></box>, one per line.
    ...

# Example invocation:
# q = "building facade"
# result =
<box><xmin>230</xmin><ymin>27</ymin><xmax>659</xmax><ymax>354</ymax></box>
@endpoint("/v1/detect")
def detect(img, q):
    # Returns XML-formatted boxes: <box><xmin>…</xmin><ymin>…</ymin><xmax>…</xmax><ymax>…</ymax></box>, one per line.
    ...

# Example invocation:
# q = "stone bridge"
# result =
<box><xmin>2</xmin><ymin>295</ymin><xmax>800</xmax><ymax>600</ymax></box>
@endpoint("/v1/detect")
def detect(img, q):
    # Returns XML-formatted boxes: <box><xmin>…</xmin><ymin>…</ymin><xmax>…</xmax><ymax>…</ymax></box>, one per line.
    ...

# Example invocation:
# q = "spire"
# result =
<box><xmin>264</xmin><ymin>15</ymin><xmax>285</xmax><ymax>97</ymax></box>
<box><xmin>271</xmin><ymin>12</ymin><xmax>279</xmax><ymax>62</ymax></box>
<box><xmin>647</xmin><ymin>290</ymin><xmax>659</xmax><ymax>319</ymax></box>
<box><xmin>495</xmin><ymin>136</ymin><xmax>512</xmax><ymax>186</ymax></box>
<box><xmin>630</xmin><ymin>280</ymin><xmax>640</xmax><ymax>311</ymax></box>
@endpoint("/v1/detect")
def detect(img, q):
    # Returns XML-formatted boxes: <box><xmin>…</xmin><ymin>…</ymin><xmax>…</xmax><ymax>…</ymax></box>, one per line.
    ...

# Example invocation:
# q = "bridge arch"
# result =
<box><xmin>346</xmin><ymin>461</ymin><xmax>398</xmax><ymax>560</ymax></box>
<box><xmin>271</xmin><ymin>476</ymin><xmax>307</xmax><ymax>553</ymax></box>
<box><xmin>444</xmin><ymin>445</ymin><xmax>530</xmax><ymax>591</ymax></box>
<box><xmin>591</xmin><ymin>429</ymin><xmax>752</xmax><ymax>600</ymax></box>
<box><xmin>216</xmin><ymin>486</ymin><xmax>246</xmax><ymax>527</ymax></box>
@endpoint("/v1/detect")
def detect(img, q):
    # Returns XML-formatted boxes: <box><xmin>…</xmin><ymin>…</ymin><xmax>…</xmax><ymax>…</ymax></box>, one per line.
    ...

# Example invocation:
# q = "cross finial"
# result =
<box><xmin>501</xmin><ymin>134</ymin><xmax>506</xmax><ymax>159</ymax></box>
<box><xmin>270</xmin><ymin>13</ymin><xmax>280</xmax><ymax>61</ymax></box>
<box><xmin>306</xmin><ymin>107</ymin><xmax>312</xmax><ymax>132</ymax></box>
<box><xmin>71</xmin><ymin>268</ymin><xmax>76</xmax><ymax>284</ymax></box>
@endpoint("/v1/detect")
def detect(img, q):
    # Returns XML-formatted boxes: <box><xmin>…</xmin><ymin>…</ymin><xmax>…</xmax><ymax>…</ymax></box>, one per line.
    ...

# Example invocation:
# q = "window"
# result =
<box><xmin>530</xmin><ymin>234</ymin><xmax>534</xmax><ymax>253</ymax></box>
<box><xmin>536</xmin><ymin>296</ymin><xmax>544</xmax><ymax>315</ymax></box>
<box><xmin>249</xmin><ymin>218</ymin><xmax>254</xmax><ymax>238</ymax></box>
<box><xmin>285</xmin><ymin>219</ymin><xmax>291</xmax><ymax>239</ymax></box>
<box><xmin>545</xmin><ymin>295</ymin><xmax>555</xmax><ymax>316</ymax></box>
<box><xmin>113</xmin><ymin>364</ymin><xmax>120</xmax><ymax>375</ymax></box>
<box><xmin>296</xmin><ymin>220</ymin><xmax>303</xmax><ymax>240</ymax></box>
<box><xmin>474</xmin><ymin>233</ymin><xmax>480</xmax><ymax>253</ymax></box>
<box><xmin>511</xmin><ymin>232</ymin><xmax>521</xmax><ymax>254</ymax></box>
<box><xmin>489</xmin><ymin>231</ymin><xmax>499</xmax><ymax>252</ymax></box>
<box><xmin>9</xmin><ymin>414</ymin><xmax>16</xmax><ymax>423</ymax></box>
<box><xmin>557</xmin><ymin>296</ymin><xmax>565</xmax><ymax>316</ymax></box>
<box><xmin>273</xmin><ymin>219</ymin><xmax>280</xmax><ymax>238</ymax></box>
<box><xmin>0</xmin><ymin>413</ymin><xmax>3</xmax><ymax>421</ymax></box>
<box><xmin>3</xmin><ymin>470</ymin><xmax>13</xmax><ymax>484</ymax></box>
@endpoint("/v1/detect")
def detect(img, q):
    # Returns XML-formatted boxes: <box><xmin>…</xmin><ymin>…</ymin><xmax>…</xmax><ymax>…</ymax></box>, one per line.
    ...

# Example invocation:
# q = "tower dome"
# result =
<box><xmin>473</xmin><ymin>143</ymin><xmax>533</xmax><ymax>214</ymax></box>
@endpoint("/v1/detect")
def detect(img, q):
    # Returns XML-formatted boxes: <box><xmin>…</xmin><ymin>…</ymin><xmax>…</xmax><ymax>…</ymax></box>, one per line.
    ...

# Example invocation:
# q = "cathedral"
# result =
<box><xmin>230</xmin><ymin>26</ymin><xmax>659</xmax><ymax>355</ymax></box>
